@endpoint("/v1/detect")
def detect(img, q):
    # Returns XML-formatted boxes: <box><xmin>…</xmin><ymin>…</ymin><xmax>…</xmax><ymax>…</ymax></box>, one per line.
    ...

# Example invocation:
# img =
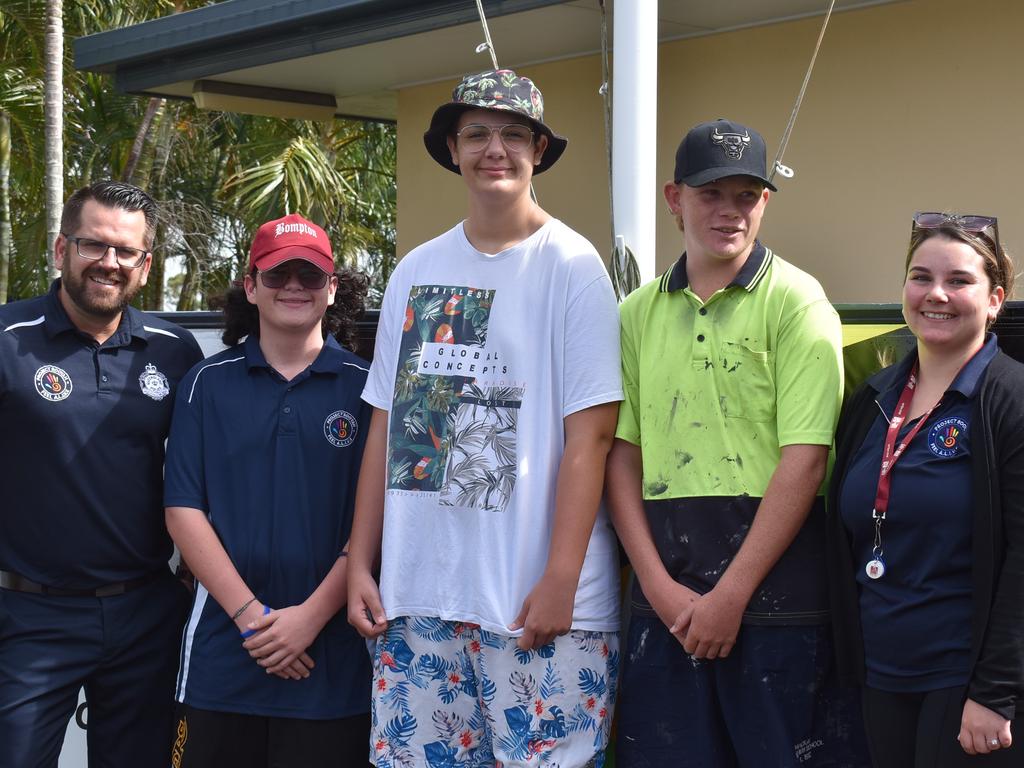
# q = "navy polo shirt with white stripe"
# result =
<box><xmin>839</xmin><ymin>334</ymin><xmax>997</xmax><ymax>692</ymax></box>
<box><xmin>0</xmin><ymin>280</ymin><xmax>203</xmax><ymax>589</ymax></box>
<box><xmin>164</xmin><ymin>334</ymin><xmax>372</xmax><ymax>719</ymax></box>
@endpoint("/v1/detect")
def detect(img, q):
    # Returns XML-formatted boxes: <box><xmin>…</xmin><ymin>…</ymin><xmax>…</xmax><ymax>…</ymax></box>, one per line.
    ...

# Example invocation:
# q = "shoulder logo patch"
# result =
<box><xmin>139</xmin><ymin>363</ymin><xmax>170</xmax><ymax>401</ymax></box>
<box><xmin>34</xmin><ymin>365</ymin><xmax>72</xmax><ymax>401</ymax></box>
<box><xmin>324</xmin><ymin>409</ymin><xmax>357</xmax><ymax>448</ymax></box>
<box><xmin>928</xmin><ymin>416</ymin><xmax>967</xmax><ymax>458</ymax></box>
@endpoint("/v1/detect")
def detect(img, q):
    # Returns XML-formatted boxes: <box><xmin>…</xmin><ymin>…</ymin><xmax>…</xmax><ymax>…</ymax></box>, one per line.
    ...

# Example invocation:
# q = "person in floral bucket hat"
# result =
<box><xmin>423</xmin><ymin>68</ymin><xmax>568</xmax><ymax>174</ymax></box>
<box><xmin>349</xmin><ymin>68</ymin><xmax>623</xmax><ymax>767</ymax></box>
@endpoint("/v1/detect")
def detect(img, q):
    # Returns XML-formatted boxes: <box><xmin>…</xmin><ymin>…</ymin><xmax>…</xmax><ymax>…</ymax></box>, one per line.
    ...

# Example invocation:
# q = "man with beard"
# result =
<box><xmin>0</xmin><ymin>181</ymin><xmax>203</xmax><ymax>767</ymax></box>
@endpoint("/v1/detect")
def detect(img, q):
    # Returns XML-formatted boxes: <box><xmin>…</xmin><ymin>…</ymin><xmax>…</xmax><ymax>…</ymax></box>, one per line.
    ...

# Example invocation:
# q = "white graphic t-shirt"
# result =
<box><xmin>363</xmin><ymin>219</ymin><xmax>623</xmax><ymax>634</ymax></box>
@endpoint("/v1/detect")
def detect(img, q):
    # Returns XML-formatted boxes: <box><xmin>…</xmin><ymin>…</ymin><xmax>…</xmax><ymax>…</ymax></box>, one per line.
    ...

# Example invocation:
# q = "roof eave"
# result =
<box><xmin>74</xmin><ymin>0</ymin><xmax>567</xmax><ymax>94</ymax></box>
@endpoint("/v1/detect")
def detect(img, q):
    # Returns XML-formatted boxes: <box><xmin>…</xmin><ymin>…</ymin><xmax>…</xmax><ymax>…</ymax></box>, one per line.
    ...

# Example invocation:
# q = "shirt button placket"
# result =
<box><xmin>94</xmin><ymin>346</ymin><xmax>111</xmax><ymax>394</ymax></box>
<box><xmin>280</xmin><ymin>393</ymin><xmax>296</xmax><ymax>436</ymax></box>
<box><xmin>696</xmin><ymin>304</ymin><xmax>709</xmax><ymax>345</ymax></box>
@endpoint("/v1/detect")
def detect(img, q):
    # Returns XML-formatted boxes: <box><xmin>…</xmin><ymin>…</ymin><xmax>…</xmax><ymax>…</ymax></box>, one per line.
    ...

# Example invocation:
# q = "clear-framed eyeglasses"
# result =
<box><xmin>455</xmin><ymin>123</ymin><xmax>535</xmax><ymax>152</ymax></box>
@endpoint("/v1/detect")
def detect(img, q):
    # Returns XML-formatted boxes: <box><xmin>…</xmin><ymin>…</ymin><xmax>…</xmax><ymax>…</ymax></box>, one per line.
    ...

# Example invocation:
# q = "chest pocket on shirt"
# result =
<box><xmin>717</xmin><ymin>341</ymin><xmax>775</xmax><ymax>422</ymax></box>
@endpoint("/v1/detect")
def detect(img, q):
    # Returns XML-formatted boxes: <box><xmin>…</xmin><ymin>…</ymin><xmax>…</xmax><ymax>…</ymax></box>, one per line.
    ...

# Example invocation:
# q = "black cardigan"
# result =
<box><xmin>826</xmin><ymin>348</ymin><xmax>1024</xmax><ymax>720</ymax></box>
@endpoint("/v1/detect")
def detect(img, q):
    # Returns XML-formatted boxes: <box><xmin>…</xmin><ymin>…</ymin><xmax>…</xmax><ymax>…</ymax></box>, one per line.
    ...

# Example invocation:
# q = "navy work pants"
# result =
<box><xmin>0</xmin><ymin>575</ymin><xmax>190</xmax><ymax>768</ymax></box>
<box><xmin>615</xmin><ymin>616</ymin><xmax>869</xmax><ymax>767</ymax></box>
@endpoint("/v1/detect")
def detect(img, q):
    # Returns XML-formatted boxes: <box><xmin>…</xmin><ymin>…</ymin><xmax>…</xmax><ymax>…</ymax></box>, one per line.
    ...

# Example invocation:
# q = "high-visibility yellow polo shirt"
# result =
<box><xmin>616</xmin><ymin>242</ymin><xmax>843</xmax><ymax>624</ymax></box>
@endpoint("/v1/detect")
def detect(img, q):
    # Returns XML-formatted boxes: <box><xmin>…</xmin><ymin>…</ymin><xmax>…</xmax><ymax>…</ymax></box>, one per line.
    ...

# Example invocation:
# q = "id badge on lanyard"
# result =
<box><xmin>866</xmin><ymin>363</ymin><xmax>942</xmax><ymax>580</ymax></box>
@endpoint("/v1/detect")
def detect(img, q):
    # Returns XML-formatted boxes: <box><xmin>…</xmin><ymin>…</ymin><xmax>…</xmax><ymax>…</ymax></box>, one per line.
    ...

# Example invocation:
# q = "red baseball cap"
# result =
<box><xmin>248</xmin><ymin>213</ymin><xmax>334</xmax><ymax>273</ymax></box>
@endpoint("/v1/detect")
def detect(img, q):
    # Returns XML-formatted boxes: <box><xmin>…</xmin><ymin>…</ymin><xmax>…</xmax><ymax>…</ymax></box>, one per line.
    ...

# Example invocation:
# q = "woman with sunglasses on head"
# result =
<box><xmin>827</xmin><ymin>212</ymin><xmax>1024</xmax><ymax>767</ymax></box>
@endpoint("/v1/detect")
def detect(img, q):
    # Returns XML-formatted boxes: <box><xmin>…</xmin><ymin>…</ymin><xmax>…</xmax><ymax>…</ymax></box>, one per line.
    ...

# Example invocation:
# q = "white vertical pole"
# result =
<box><xmin>612</xmin><ymin>0</ymin><xmax>658</xmax><ymax>284</ymax></box>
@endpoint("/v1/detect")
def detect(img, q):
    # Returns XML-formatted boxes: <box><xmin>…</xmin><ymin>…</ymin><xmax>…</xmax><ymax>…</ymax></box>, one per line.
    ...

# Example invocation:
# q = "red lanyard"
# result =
<box><xmin>872</xmin><ymin>363</ymin><xmax>941</xmax><ymax>521</ymax></box>
<box><xmin>865</xmin><ymin>350</ymin><xmax>980</xmax><ymax>579</ymax></box>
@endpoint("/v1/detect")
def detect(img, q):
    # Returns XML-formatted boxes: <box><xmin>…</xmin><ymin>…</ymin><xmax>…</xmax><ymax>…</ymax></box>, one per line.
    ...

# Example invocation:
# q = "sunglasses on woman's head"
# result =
<box><xmin>912</xmin><ymin>211</ymin><xmax>1000</xmax><ymax>254</ymax></box>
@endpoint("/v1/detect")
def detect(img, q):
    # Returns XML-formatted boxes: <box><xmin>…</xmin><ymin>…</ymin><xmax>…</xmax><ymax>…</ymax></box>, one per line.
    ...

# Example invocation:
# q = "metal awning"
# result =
<box><xmin>74</xmin><ymin>0</ymin><xmax>896</xmax><ymax>121</ymax></box>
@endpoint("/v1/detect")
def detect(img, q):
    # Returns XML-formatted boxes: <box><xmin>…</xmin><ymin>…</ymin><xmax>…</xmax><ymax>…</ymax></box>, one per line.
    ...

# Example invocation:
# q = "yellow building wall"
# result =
<box><xmin>396</xmin><ymin>0</ymin><xmax>1023</xmax><ymax>302</ymax></box>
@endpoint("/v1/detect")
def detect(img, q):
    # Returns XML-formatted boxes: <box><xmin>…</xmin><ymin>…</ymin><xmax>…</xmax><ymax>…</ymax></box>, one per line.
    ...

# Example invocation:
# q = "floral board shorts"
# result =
<box><xmin>370</xmin><ymin>616</ymin><xmax>619</xmax><ymax>768</ymax></box>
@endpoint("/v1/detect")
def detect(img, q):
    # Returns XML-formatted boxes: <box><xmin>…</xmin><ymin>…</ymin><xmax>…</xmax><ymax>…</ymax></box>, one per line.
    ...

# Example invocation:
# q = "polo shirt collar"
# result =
<box><xmin>949</xmin><ymin>333</ymin><xmax>998</xmax><ymax>397</ymax></box>
<box><xmin>310</xmin><ymin>335</ymin><xmax>344</xmax><ymax>374</ymax></box>
<box><xmin>867</xmin><ymin>332</ymin><xmax>998</xmax><ymax>400</ymax></box>
<box><xmin>42</xmin><ymin>278</ymin><xmax>148</xmax><ymax>346</ymax></box>
<box><xmin>243</xmin><ymin>334</ymin><xmax>271</xmax><ymax>370</ymax></box>
<box><xmin>660</xmin><ymin>241</ymin><xmax>773</xmax><ymax>294</ymax></box>
<box><xmin>242</xmin><ymin>333</ymin><xmax>343</xmax><ymax>376</ymax></box>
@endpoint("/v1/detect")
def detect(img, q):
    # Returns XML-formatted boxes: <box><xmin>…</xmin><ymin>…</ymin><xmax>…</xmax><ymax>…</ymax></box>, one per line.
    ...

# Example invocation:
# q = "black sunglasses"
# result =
<box><xmin>258</xmin><ymin>266</ymin><xmax>330</xmax><ymax>290</ymax></box>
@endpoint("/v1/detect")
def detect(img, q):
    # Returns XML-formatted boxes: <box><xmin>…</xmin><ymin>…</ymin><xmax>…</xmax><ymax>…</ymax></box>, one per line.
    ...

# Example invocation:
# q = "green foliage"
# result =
<box><xmin>0</xmin><ymin>0</ymin><xmax>396</xmax><ymax>308</ymax></box>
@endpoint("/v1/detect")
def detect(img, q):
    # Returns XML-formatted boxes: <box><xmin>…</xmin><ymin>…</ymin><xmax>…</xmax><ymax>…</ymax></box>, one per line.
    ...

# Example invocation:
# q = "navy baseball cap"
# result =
<box><xmin>673</xmin><ymin>119</ymin><xmax>776</xmax><ymax>191</ymax></box>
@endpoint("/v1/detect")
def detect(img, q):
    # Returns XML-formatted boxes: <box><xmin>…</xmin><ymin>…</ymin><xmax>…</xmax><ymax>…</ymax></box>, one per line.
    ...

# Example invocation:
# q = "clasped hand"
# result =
<box><xmin>241</xmin><ymin>604</ymin><xmax>318</xmax><ymax>681</ymax></box>
<box><xmin>648</xmin><ymin>579</ymin><xmax>745</xmax><ymax>660</ymax></box>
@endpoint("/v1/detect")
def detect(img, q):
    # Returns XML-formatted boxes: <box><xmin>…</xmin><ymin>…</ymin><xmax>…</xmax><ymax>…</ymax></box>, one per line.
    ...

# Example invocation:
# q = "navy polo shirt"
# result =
<box><xmin>0</xmin><ymin>280</ymin><xmax>203</xmax><ymax>589</ymax></box>
<box><xmin>839</xmin><ymin>334</ymin><xmax>997</xmax><ymax>692</ymax></box>
<box><xmin>165</xmin><ymin>334</ymin><xmax>372</xmax><ymax>719</ymax></box>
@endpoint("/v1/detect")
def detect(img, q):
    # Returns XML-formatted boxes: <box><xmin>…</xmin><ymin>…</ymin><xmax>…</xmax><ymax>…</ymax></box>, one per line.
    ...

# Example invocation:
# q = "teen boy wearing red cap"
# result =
<box><xmin>607</xmin><ymin>120</ymin><xmax>867</xmax><ymax>766</ymax></box>
<box><xmin>347</xmin><ymin>70</ymin><xmax>623</xmax><ymax>766</ymax></box>
<box><xmin>164</xmin><ymin>214</ymin><xmax>373</xmax><ymax>767</ymax></box>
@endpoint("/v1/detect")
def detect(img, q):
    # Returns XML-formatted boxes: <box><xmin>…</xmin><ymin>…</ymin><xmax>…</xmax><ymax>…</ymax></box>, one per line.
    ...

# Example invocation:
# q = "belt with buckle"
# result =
<box><xmin>0</xmin><ymin>569</ymin><xmax>169</xmax><ymax>597</ymax></box>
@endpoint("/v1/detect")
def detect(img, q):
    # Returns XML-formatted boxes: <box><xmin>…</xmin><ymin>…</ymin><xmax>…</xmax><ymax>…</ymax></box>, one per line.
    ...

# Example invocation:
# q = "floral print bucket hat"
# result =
<box><xmin>423</xmin><ymin>69</ymin><xmax>568</xmax><ymax>175</ymax></box>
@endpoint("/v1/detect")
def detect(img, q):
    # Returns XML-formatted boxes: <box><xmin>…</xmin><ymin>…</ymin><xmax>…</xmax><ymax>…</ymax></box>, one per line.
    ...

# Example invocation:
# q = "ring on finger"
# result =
<box><xmin>990</xmin><ymin>738</ymin><xmax>1000</xmax><ymax>748</ymax></box>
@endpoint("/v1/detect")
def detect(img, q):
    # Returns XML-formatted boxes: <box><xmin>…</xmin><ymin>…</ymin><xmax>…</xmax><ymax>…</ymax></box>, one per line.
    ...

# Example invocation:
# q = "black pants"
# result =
<box><xmin>863</xmin><ymin>686</ymin><xmax>1021</xmax><ymax>768</ymax></box>
<box><xmin>172</xmin><ymin>704</ymin><xmax>372</xmax><ymax>768</ymax></box>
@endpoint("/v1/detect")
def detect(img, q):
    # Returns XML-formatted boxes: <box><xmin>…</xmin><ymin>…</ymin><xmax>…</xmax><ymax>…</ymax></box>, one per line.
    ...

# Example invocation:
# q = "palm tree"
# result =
<box><xmin>0</xmin><ymin>68</ymin><xmax>42</xmax><ymax>304</ymax></box>
<box><xmin>43</xmin><ymin>0</ymin><xmax>63</xmax><ymax>279</ymax></box>
<box><xmin>1</xmin><ymin>0</ymin><xmax>397</xmax><ymax>309</ymax></box>
<box><xmin>0</xmin><ymin>112</ymin><xmax>11</xmax><ymax>304</ymax></box>
<box><xmin>222</xmin><ymin>117</ymin><xmax>397</xmax><ymax>271</ymax></box>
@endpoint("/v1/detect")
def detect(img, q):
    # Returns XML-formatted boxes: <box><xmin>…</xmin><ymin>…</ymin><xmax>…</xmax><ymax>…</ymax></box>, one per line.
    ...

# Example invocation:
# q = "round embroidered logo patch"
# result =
<box><xmin>928</xmin><ymin>416</ymin><xmax>967</xmax><ymax>458</ymax></box>
<box><xmin>34</xmin><ymin>365</ymin><xmax>73</xmax><ymax>402</ymax></box>
<box><xmin>324</xmin><ymin>410</ymin><xmax>357</xmax><ymax>448</ymax></box>
<box><xmin>139</xmin><ymin>363</ymin><xmax>171</xmax><ymax>401</ymax></box>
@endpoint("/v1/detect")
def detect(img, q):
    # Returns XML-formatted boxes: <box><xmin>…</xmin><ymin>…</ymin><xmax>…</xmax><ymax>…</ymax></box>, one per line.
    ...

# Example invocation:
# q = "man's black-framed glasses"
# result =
<box><xmin>258</xmin><ymin>265</ymin><xmax>330</xmax><ymax>290</ymax></box>
<box><xmin>455</xmin><ymin>123</ymin><xmax>535</xmax><ymax>152</ymax></box>
<box><xmin>64</xmin><ymin>235</ymin><xmax>150</xmax><ymax>269</ymax></box>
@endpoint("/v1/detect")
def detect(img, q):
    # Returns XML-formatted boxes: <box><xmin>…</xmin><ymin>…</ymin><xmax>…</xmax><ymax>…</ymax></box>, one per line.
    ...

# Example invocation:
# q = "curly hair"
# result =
<box><xmin>217</xmin><ymin>266</ymin><xmax>369</xmax><ymax>350</ymax></box>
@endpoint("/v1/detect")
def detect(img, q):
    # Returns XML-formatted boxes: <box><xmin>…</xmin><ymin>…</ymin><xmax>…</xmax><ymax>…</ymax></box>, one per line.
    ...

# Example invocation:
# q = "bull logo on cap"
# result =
<box><xmin>711</xmin><ymin>128</ymin><xmax>751</xmax><ymax>160</ymax></box>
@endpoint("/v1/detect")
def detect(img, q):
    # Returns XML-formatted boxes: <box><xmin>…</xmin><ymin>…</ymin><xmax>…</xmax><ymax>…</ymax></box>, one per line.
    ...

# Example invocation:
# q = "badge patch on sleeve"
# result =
<box><xmin>139</xmin><ymin>363</ymin><xmax>171</xmax><ymax>401</ymax></box>
<box><xmin>928</xmin><ymin>417</ymin><xmax>967</xmax><ymax>458</ymax></box>
<box><xmin>34</xmin><ymin>365</ymin><xmax>73</xmax><ymax>401</ymax></box>
<box><xmin>324</xmin><ymin>410</ymin><xmax>357</xmax><ymax>447</ymax></box>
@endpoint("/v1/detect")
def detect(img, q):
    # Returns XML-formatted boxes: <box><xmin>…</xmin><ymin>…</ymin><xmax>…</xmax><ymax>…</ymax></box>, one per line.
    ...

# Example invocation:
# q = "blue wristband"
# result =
<box><xmin>239</xmin><ymin>604</ymin><xmax>271</xmax><ymax>638</ymax></box>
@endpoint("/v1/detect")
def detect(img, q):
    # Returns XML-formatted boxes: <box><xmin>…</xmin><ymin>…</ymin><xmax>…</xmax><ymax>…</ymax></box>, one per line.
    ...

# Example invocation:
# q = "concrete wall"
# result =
<box><xmin>396</xmin><ymin>0</ymin><xmax>1023</xmax><ymax>302</ymax></box>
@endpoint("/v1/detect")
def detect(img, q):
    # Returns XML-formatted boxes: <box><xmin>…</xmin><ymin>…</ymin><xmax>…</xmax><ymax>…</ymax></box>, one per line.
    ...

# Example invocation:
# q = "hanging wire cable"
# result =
<box><xmin>474</xmin><ymin>0</ymin><xmax>500</xmax><ymax>70</ymax></box>
<box><xmin>472</xmin><ymin>0</ymin><xmax>537</xmax><ymax>203</ymax></box>
<box><xmin>599</xmin><ymin>0</ymin><xmax>614</xmax><ymax>247</ymax></box>
<box><xmin>599</xmin><ymin>0</ymin><xmax>640</xmax><ymax>301</ymax></box>
<box><xmin>769</xmin><ymin>0</ymin><xmax>837</xmax><ymax>184</ymax></box>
